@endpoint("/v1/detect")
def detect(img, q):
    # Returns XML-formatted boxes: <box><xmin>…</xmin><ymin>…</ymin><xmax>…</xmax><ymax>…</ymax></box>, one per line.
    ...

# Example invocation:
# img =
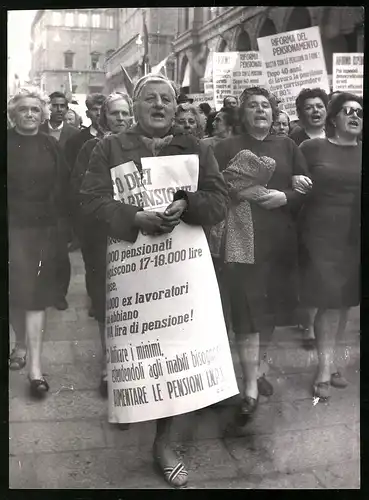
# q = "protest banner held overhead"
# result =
<box><xmin>333</xmin><ymin>53</ymin><xmax>363</xmax><ymax>95</ymax></box>
<box><xmin>106</xmin><ymin>155</ymin><xmax>239</xmax><ymax>423</ymax></box>
<box><xmin>213</xmin><ymin>51</ymin><xmax>268</xmax><ymax>110</ymax></box>
<box><xmin>257</xmin><ymin>26</ymin><xmax>330</xmax><ymax>120</ymax></box>
<box><xmin>187</xmin><ymin>93</ymin><xmax>215</xmax><ymax>109</ymax></box>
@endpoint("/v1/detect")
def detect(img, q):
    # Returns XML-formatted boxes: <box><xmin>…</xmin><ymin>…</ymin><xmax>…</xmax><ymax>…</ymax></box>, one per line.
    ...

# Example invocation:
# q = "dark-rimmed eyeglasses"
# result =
<box><xmin>341</xmin><ymin>106</ymin><xmax>363</xmax><ymax>119</ymax></box>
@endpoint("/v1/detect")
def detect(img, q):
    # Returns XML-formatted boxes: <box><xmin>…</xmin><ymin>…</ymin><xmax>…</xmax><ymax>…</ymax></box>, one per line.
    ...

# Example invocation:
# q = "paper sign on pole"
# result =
<box><xmin>187</xmin><ymin>93</ymin><xmax>215</xmax><ymax>109</ymax></box>
<box><xmin>257</xmin><ymin>26</ymin><xmax>329</xmax><ymax>120</ymax></box>
<box><xmin>213</xmin><ymin>51</ymin><xmax>268</xmax><ymax>110</ymax></box>
<box><xmin>204</xmin><ymin>81</ymin><xmax>214</xmax><ymax>95</ymax></box>
<box><xmin>106</xmin><ymin>155</ymin><xmax>239</xmax><ymax>423</ymax></box>
<box><xmin>333</xmin><ymin>53</ymin><xmax>363</xmax><ymax>95</ymax></box>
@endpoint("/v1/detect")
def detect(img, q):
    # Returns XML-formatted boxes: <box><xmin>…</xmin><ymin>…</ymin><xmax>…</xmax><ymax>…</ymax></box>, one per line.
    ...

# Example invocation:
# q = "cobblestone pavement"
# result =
<box><xmin>9</xmin><ymin>250</ymin><xmax>360</xmax><ymax>489</ymax></box>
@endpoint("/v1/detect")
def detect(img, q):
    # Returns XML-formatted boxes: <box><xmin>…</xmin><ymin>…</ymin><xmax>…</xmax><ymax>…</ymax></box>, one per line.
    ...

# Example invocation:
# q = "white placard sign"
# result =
<box><xmin>106</xmin><ymin>155</ymin><xmax>239</xmax><ymax>423</ymax></box>
<box><xmin>204</xmin><ymin>81</ymin><xmax>214</xmax><ymax>95</ymax></box>
<box><xmin>213</xmin><ymin>51</ymin><xmax>268</xmax><ymax>110</ymax></box>
<box><xmin>187</xmin><ymin>93</ymin><xmax>215</xmax><ymax>109</ymax></box>
<box><xmin>333</xmin><ymin>53</ymin><xmax>363</xmax><ymax>95</ymax></box>
<box><xmin>257</xmin><ymin>26</ymin><xmax>330</xmax><ymax>120</ymax></box>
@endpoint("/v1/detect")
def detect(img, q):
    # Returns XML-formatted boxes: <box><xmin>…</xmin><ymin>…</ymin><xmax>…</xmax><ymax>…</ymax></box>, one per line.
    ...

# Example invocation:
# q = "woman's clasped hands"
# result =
<box><xmin>134</xmin><ymin>199</ymin><xmax>188</xmax><ymax>236</ymax></box>
<box><xmin>292</xmin><ymin>175</ymin><xmax>313</xmax><ymax>195</ymax></box>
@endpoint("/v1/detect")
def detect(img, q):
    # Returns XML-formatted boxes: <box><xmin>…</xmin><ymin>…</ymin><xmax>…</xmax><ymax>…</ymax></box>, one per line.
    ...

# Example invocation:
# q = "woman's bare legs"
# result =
<box><xmin>332</xmin><ymin>307</ymin><xmax>350</xmax><ymax>374</ymax></box>
<box><xmin>98</xmin><ymin>321</ymin><xmax>107</xmax><ymax>377</ymax></box>
<box><xmin>26</xmin><ymin>310</ymin><xmax>46</xmax><ymax>380</ymax></box>
<box><xmin>154</xmin><ymin>416</ymin><xmax>188</xmax><ymax>487</ymax></box>
<box><xmin>236</xmin><ymin>333</ymin><xmax>260</xmax><ymax>400</ymax></box>
<box><xmin>303</xmin><ymin>307</ymin><xmax>317</xmax><ymax>339</ymax></box>
<box><xmin>9</xmin><ymin>307</ymin><xmax>27</xmax><ymax>358</ymax></box>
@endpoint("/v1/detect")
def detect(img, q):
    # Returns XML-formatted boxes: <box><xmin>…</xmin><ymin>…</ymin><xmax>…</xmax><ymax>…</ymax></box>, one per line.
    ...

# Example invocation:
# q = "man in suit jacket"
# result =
<box><xmin>40</xmin><ymin>91</ymin><xmax>79</xmax><ymax>150</ymax></box>
<box><xmin>64</xmin><ymin>93</ymin><xmax>106</xmax><ymax>171</ymax></box>
<box><xmin>64</xmin><ymin>93</ymin><xmax>106</xmax><ymax>307</ymax></box>
<box><xmin>40</xmin><ymin>91</ymin><xmax>79</xmax><ymax>311</ymax></box>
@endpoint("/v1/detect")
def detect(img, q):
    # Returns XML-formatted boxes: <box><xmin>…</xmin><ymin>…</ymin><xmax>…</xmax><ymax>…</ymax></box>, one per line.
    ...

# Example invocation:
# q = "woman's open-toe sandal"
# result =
<box><xmin>154</xmin><ymin>458</ymin><xmax>188</xmax><ymax>488</ymax></box>
<box><xmin>313</xmin><ymin>381</ymin><xmax>330</xmax><ymax>401</ymax></box>
<box><xmin>9</xmin><ymin>349</ymin><xmax>27</xmax><ymax>370</ymax></box>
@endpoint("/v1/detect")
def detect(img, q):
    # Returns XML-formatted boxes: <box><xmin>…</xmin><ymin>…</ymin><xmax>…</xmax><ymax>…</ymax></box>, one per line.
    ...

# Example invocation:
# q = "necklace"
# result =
<box><xmin>328</xmin><ymin>137</ymin><xmax>357</xmax><ymax>146</ymax></box>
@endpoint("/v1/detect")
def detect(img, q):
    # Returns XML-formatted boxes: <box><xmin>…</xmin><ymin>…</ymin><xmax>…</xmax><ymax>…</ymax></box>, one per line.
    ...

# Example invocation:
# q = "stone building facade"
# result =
<box><xmin>30</xmin><ymin>9</ymin><xmax>120</xmax><ymax>95</ymax></box>
<box><xmin>173</xmin><ymin>6</ymin><xmax>364</xmax><ymax>93</ymax></box>
<box><xmin>104</xmin><ymin>8</ymin><xmax>179</xmax><ymax>86</ymax></box>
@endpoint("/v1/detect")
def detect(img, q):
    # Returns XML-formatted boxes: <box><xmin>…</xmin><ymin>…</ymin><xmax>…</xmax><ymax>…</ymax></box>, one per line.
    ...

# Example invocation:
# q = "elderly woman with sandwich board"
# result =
<box><xmin>80</xmin><ymin>74</ymin><xmax>228</xmax><ymax>488</ymax></box>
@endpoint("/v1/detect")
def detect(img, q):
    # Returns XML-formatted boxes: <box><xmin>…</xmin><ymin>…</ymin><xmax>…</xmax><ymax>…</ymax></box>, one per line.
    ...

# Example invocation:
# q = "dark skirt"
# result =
<box><xmin>299</xmin><ymin>237</ymin><xmax>360</xmax><ymax>308</ymax></box>
<box><xmin>227</xmin><ymin>262</ymin><xmax>274</xmax><ymax>335</ymax></box>
<box><xmin>9</xmin><ymin>225</ymin><xmax>58</xmax><ymax>310</ymax></box>
<box><xmin>299</xmin><ymin>204</ymin><xmax>360</xmax><ymax>309</ymax></box>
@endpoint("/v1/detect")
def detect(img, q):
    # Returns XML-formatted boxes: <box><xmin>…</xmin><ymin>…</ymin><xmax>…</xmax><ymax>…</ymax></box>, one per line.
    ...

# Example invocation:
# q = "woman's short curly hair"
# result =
<box><xmin>7</xmin><ymin>86</ymin><xmax>50</xmax><ymax>124</ymax></box>
<box><xmin>239</xmin><ymin>86</ymin><xmax>279</xmax><ymax>122</ymax></box>
<box><xmin>295</xmin><ymin>88</ymin><xmax>329</xmax><ymax>120</ymax></box>
<box><xmin>98</xmin><ymin>92</ymin><xmax>133</xmax><ymax>134</ymax></box>
<box><xmin>175</xmin><ymin>103</ymin><xmax>204</xmax><ymax>139</ymax></box>
<box><xmin>325</xmin><ymin>92</ymin><xmax>363</xmax><ymax>138</ymax></box>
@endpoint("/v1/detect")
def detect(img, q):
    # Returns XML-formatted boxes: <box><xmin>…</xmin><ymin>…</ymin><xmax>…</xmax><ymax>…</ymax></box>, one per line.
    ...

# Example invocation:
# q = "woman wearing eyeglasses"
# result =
<box><xmin>296</xmin><ymin>92</ymin><xmax>362</xmax><ymax>401</ymax></box>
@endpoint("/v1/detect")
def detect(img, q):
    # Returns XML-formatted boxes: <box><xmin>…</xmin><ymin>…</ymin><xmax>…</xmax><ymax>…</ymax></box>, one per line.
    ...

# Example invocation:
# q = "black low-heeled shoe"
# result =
<box><xmin>9</xmin><ymin>349</ymin><xmax>27</xmax><ymax>371</ymax></box>
<box><xmin>28</xmin><ymin>376</ymin><xmax>49</xmax><ymax>398</ymax></box>
<box><xmin>257</xmin><ymin>375</ymin><xmax>274</xmax><ymax>397</ymax></box>
<box><xmin>240</xmin><ymin>395</ymin><xmax>259</xmax><ymax>416</ymax></box>
<box><xmin>236</xmin><ymin>396</ymin><xmax>259</xmax><ymax>426</ymax></box>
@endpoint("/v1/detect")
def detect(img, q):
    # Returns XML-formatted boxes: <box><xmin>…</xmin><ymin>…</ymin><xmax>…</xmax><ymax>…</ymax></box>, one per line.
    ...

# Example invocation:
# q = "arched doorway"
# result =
<box><xmin>236</xmin><ymin>30</ymin><xmax>251</xmax><ymax>51</ymax></box>
<box><xmin>323</xmin><ymin>35</ymin><xmax>356</xmax><ymax>74</ymax></box>
<box><xmin>321</xmin><ymin>7</ymin><xmax>363</xmax><ymax>75</ymax></box>
<box><xmin>258</xmin><ymin>18</ymin><xmax>277</xmax><ymax>38</ymax></box>
<box><xmin>218</xmin><ymin>38</ymin><xmax>227</xmax><ymax>52</ymax></box>
<box><xmin>286</xmin><ymin>7</ymin><xmax>311</xmax><ymax>31</ymax></box>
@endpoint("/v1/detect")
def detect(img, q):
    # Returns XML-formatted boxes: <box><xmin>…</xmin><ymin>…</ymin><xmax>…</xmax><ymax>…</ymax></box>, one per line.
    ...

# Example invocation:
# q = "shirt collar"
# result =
<box><xmin>48</xmin><ymin>121</ymin><xmax>64</xmax><ymax>131</ymax></box>
<box><xmin>129</xmin><ymin>123</ymin><xmax>175</xmax><ymax>138</ymax></box>
<box><xmin>90</xmin><ymin>126</ymin><xmax>98</xmax><ymax>137</ymax></box>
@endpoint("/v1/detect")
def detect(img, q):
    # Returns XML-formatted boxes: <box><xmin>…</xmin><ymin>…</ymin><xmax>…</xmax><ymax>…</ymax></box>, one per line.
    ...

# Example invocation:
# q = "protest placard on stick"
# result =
<box><xmin>213</xmin><ymin>51</ymin><xmax>268</xmax><ymax>110</ymax></box>
<box><xmin>106</xmin><ymin>155</ymin><xmax>239</xmax><ymax>423</ymax></box>
<box><xmin>333</xmin><ymin>53</ymin><xmax>363</xmax><ymax>95</ymax></box>
<box><xmin>187</xmin><ymin>93</ymin><xmax>215</xmax><ymax>109</ymax></box>
<box><xmin>257</xmin><ymin>26</ymin><xmax>329</xmax><ymax>120</ymax></box>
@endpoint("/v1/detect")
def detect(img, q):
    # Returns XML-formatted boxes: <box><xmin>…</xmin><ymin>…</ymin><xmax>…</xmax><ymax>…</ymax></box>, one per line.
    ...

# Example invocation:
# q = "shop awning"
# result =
<box><xmin>181</xmin><ymin>62</ymin><xmax>190</xmax><ymax>88</ymax></box>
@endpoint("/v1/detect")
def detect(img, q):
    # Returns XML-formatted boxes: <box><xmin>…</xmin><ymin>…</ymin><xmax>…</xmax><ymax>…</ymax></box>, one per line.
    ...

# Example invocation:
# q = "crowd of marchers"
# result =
<box><xmin>7</xmin><ymin>77</ymin><xmax>361</xmax><ymax>488</ymax></box>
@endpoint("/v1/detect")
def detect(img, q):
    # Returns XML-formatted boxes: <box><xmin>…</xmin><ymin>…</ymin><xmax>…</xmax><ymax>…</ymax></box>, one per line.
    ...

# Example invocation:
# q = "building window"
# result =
<box><xmin>52</xmin><ymin>12</ymin><xmax>62</xmax><ymax>26</ymax></box>
<box><xmin>92</xmin><ymin>13</ymin><xmax>100</xmax><ymax>28</ymax></box>
<box><xmin>91</xmin><ymin>52</ymin><xmax>100</xmax><ymax>70</ymax></box>
<box><xmin>107</xmin><ymin>15</ymin><xmax>114</xmax><ymax>29</ymax></box>
<box><xmin>65</xmin><ymin>12</ymin><xmax>74</xmax><ymax>27</ymax></box>
<box><xmin>64</xmin><ymin>51</ymin><xmax>74</xmax><ymax>69</ymax></box>
<box><xmin>78</xmin><ymin>13</ymin><xmax>88</xmax><ymax>28</ymax></box>
<box><xmin>184</xmin><ymin>8</ymin><xmax>190</xmax><ymax>30</ymax></box>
